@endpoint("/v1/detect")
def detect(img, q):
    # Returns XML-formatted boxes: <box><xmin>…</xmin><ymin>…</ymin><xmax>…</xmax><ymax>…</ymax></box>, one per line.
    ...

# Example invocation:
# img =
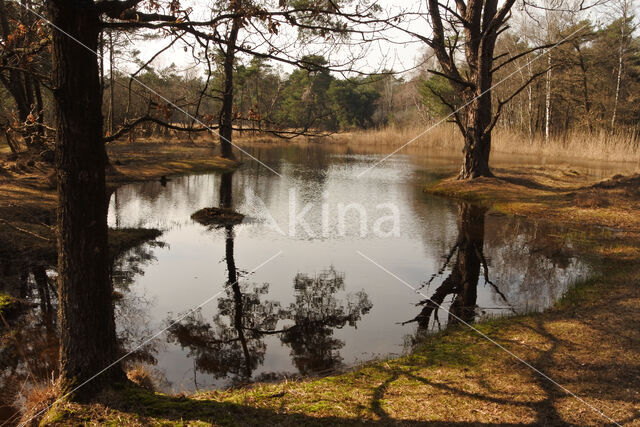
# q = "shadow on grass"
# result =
<box><xmin>51</xmin><ymin>383</ymin><xmax>543</xmax><ymax>426</ymax></box>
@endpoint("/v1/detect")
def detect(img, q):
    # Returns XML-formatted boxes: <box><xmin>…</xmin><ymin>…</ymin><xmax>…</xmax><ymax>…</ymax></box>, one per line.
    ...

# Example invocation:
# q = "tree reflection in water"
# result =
<box><xmin>280</xmin><ymin>269</ymin><xmax>372</xmax><ymax>375</ymax></box>
<box><xmin>166</xmin><ymin>171</ymin><xmax>372</xmax><ymax>385</ymax></box>
<box><xmin>0</xmin><ymin>260</ymin><xmax>58</xmax><ymax>422</ymax></box>
<box><xmin>0</xmin><ymin>237</ymin><xmax>163</xmax><ymax>423</ymax></box>
<box><xmin>405</xmin><ymin>203</ymin><xmax>509</xmax><ymax>331</ymax></box>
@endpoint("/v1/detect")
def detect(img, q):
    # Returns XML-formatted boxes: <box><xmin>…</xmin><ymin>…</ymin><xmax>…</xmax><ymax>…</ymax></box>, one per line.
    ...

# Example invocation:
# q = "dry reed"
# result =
<box><xmin>327</xmin><ymin>124</ymin><xmax>640</xmax><ymax>164</ymax></box>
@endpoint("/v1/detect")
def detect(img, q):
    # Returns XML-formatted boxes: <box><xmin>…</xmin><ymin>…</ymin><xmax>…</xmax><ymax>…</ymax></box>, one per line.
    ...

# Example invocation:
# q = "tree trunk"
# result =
<box><xmin>108</xmin><ymin>31</ymin><xmax>115</xmax><ymax>135</ymax></box>
<box><xmin>49</xmin><ymin>0</ymin><xmax>123</xmax><ymax>399</ymax></box>
<box><xmin>219</xmin><ymin>16</ymin><xmax>240</xmax><ymax>160</ymax></box>
<box><xmin>459</xmin><ymin>92</ymin><xmax>493</xmax><ymax>179</ymax></box>
<box><xmin>545</xmin><ymin>51</ymin><xmax>552</xmax><ymax>144</ymax></box>
<box><xmin>611</xmin><ymin>0</ymin><xmax>628</xmax><ymax>129</ymax></box>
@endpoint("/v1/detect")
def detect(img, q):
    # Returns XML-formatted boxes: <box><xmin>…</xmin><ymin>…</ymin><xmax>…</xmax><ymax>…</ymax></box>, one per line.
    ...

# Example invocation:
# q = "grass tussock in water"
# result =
<box><xmin>191</xmin><ymin>207</ymin><xmax>245</xmax><ymax>227</ymax></box>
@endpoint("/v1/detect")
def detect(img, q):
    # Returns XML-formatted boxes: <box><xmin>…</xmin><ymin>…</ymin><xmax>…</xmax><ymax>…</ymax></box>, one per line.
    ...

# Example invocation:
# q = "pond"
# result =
<box><xmin>1</xmin><ymin>143</ymin><xmax>606</xmax><ymax>421</ymax></box>
<box><xmin>103</xmin><ymin>144</ymin><xmax>593</xmax><ymax>392</ymax></box>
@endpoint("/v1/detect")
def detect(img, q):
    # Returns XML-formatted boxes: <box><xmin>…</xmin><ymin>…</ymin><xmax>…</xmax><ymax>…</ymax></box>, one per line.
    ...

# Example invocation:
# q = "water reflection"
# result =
<box><xmin>405</xmin><ymin>203</ymin><xmax>486</xmax><ymax>329</ymax></box>
<box><xmin>166</xmin><ymin>172</ymin><xmax>372</xmax><ymax>386</ymax></box>
<box><xmin>0</xmin><ymin>260</ymin><xmax>58</xmax><ymax>424</ymax></box>
<box><xmin>0</xmin><ymin>235</ymin><xmax>163</xmax><ymax>423</ymax></box>
<box><xmin>279</xmin><ymin>268</ymin><xmax>372</xmax><ymax>375</ymax></box>
<box><xmin>404</xmin><ymin>200</ymin><xmax>589</xmax><ymax>338</ymax></box>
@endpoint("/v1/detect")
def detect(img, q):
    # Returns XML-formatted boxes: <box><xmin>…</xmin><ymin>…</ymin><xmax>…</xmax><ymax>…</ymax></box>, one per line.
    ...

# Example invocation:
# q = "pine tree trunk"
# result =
<box><xmin>49</xmin><ymin>0</ymin><xmax>123</xmax><ymax>399</ymax></box>
<box><xmin>109</xmin><ymin>31</ymin><xmax>115</xmax><ymax>135</ymax></box>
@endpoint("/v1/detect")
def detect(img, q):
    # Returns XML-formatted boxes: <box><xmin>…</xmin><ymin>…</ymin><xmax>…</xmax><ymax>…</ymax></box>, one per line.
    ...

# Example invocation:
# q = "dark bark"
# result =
<box><xmin>33</xmin><ymin>78</ymin><xmax>45</xmax><ymax>139</ymax></box>
<box><xmin>426</xmin><ymin>0</ymin><xmax>515</xmax><ymax>179</ymax></box>
<box><xmin>219</xmin><ymin>14</ymin><xmax>240</xmax><ymax>160</ymax></box>
<box><xmin>460</xmin><ymin>96</ymin><xmax>493</xmax><ymax>179</ymax></box>
<box><xmin>219</xmin><ymin>171</ymin><xmax>233</xmax><ymax>209</ymax></box>
<box><xmin>49</xmin><ymin>0</ymin><xmax>122</xmax><ymax>399</ymax></box>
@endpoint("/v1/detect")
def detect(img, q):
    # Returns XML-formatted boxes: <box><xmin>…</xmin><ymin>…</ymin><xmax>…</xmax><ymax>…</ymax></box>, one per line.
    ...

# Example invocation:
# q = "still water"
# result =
<box><xmin>103</xmin><ymin>145</ymin><xmax>591</xmax><ymax>392</ymax></box>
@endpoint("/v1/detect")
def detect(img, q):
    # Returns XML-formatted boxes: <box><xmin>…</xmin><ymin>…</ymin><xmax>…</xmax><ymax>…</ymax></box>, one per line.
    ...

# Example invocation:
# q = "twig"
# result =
<box><xmin>0</xmin><ymin>218</ymin><xmax>52</xmax><ymax>241</ymax></box>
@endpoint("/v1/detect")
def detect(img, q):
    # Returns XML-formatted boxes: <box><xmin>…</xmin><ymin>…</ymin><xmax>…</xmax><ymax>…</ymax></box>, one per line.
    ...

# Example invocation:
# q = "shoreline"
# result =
<box><xmin>0</xmin><ymin>142</ymin><xmax>236</xmax><ymax>316</ymax></box>
<box><xmin>2</xmin><ymin>145</ymin><xmax>637</xmax><ymax>425</ymax></box>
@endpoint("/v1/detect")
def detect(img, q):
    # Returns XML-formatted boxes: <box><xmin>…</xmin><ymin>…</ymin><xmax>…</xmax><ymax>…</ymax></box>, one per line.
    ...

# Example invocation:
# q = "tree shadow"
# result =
<box><xmin>496</xmin><ymin>175</ymin><xmax>568</xmax><ymax>193</ymax></box>
<box><xmin>389</xmin><ymin>202</ymin><xmax>638</xmax><ymax>426</ymax></box>
<box><xmin>89</xmin><ymin>381</ymin><xmax>539</xmax><ymax>426</ymax></box>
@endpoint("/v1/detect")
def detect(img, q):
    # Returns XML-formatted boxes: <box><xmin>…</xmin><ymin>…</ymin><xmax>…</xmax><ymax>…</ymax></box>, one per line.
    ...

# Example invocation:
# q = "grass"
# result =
<box><xmin>320</xmin><ymin>124</ymin><xmax>640</xmax><ymax>165</ymax></box>
<box><xmin>426</xmin><ymin>166</ymin><xmax>640</xmax><ymax>235</ymax></box>
<box><xmin>106</xmin><ymin>140</ymin><xmax>238</xmax><ymax>184</ymax></box>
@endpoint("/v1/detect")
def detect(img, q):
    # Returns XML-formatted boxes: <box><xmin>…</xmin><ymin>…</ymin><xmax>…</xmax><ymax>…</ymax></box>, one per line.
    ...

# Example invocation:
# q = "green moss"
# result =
<box><xmin>39</xmin><ymin>405</ymin><xmax>72</xmax><ymax>426</ymax></box>
<box><xmin>0</xmin><ymin>293</ymin><xmax>19</xmax><ymax>315</ymax></box>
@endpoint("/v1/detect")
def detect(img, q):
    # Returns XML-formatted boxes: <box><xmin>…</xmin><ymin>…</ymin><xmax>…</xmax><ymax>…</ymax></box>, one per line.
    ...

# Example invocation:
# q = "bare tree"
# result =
<box><xmin>611</xmin><ymin>0</ymin><xmax>634</xmax><ymax>128</ymax></box>
<box><xmin>384</xmin><ymin>1</ymin><xmax>596</xmax><ymax>178</ymax></box>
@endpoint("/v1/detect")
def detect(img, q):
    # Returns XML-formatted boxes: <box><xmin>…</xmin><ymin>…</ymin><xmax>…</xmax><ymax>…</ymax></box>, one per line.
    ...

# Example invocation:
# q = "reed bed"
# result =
<box><xmin>329</xmin><ymin>124</ymin><xmax>640</xmax><ymax>164</ymax></box>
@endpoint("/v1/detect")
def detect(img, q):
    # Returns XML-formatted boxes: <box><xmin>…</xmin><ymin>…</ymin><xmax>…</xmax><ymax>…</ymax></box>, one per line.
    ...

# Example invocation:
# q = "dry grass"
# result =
<box><xmin>427</xmin><ymin>167</ymin><xmax>640</xmax><ymax>236</ymax></box>
<box><xmin>126</xmin><ymin>364</ymin><xmax>157</xmax><ymax>392</ymax></box>
<box><xmin>322</xmin><ymin>124</ymin><xmax>640</xmax><ymax>164</ymax></box>
<box><xmin>106</xmin><ymin>141</ymin><xmax>237</xmax><ymax>183</ymax></box>
<box><xmin>13</xmin><ymin>376</ymin><xmax>60</xmax><ymax>427</ymax></box>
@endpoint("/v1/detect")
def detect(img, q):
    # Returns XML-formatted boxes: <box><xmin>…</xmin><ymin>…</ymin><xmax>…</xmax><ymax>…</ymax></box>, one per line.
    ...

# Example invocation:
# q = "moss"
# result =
<box><xmin>0</xmin><ymin>293</ymin><xmax>20</xmax><ymax>316</ymax></box>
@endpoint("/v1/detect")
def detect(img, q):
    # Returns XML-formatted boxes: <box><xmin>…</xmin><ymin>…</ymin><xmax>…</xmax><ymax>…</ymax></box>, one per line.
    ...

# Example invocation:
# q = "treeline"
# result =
<box><xmin>474</xmin><ymin>16</ymin><xmax>640</xmax><ymax>137</ymax></box>
<box><xmin>102</xmin><ymin>54</ymin><xmax>386</xmax><ymax>138</ymax></box>
<box><xmin>103</xmin><ymin>15</ymin><xmax>640</xmax><ymax>142</ymax></box>
<box><xmin>2</xmin><ymin>2</ymin><xmax>639</xmax><ymax>152</ymax></box>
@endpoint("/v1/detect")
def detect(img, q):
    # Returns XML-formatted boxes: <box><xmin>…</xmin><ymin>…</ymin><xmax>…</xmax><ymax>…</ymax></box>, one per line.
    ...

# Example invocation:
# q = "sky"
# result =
<box><xmin>111</xmin><ymin>0</ymin><xmax>431</xmax><ymax>79</ymax></box>
<box><xmin>110</xmin><ymin>0</ymin><xmax>631</xmax><ymax>80</ymax></box>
